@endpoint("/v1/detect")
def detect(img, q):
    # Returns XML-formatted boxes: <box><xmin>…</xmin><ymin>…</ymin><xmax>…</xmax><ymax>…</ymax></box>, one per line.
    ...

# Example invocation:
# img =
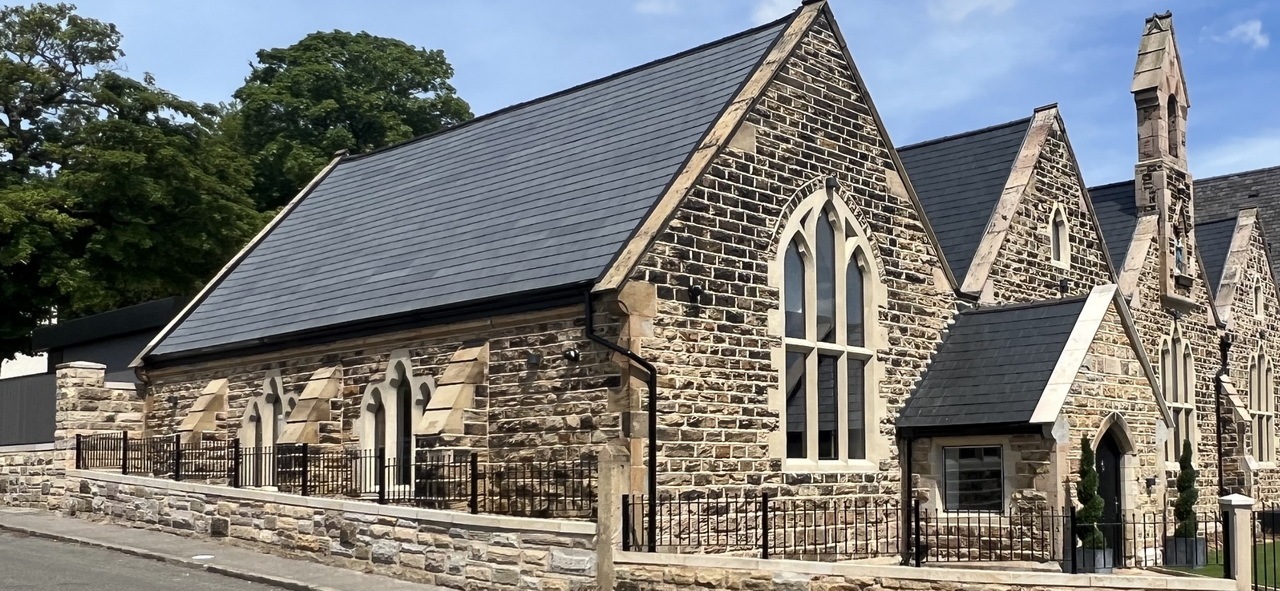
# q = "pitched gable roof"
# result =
<box><xmin>1087</xmin><ymin>180</ymin><xmax>1142</xmax><ymax>267</ymax></box>
<box><xmin>1195</xmin><ymin>164</ymin><xmax>1280</xmax><ymax>281</ymax></box>
<box><xmin>1195</xmin><ymin>216</ymin><xmax>1237</xmax><ymax>295</ymax></box>
<box><xmin>145</xmin><ymin>16</ymin><xmax>793</xmax><ymax>360</ymax></box>
<box><xmin>896</xmin><ymin>117</ymin><xmax>1031</xmax><ymax>281</ymax></box>
<box><xmin>897</xmin><ymin>296</ymin><xmax>1087</xmax><ymax>431</ymax></box>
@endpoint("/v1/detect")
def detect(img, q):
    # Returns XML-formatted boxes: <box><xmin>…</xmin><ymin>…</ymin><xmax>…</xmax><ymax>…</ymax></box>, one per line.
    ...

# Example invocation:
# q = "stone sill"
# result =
<box><xmin>67</xmin><ymin>469</ymin><xmax>596</xmax><ymax>537</ymax></box>
<box><xmin>615</xmin><ymin>551</ymin><xmax>1235</xmax><ymax>590</ymax></box>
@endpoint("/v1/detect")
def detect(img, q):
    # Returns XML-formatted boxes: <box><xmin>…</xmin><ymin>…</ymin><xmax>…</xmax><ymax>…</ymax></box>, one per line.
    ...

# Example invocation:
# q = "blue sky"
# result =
<box><xmin>65</xmin><ymin>0</ymin><xmax>1278</xmax><ymax>185</ymax></box>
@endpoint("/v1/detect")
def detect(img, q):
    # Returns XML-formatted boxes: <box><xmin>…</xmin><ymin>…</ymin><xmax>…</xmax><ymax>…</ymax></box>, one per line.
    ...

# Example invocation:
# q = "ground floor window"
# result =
<box><xmin>943</xmin><ymin>446</ymin><xmax>1003</xmax><ymax>512</ymax></box>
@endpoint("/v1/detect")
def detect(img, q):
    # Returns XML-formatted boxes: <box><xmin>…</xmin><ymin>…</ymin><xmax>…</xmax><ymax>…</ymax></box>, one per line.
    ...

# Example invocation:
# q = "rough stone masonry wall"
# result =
<box><xmin>0</xmin><ymin>446</ymin><xmax>63</xmax><ymax>509</ymax></box>
<box><xmin>1126</xmin><ymin>232</ymin><xmax>1227</xmax><ymax>510</ymax></box>
<box><xmin>1223</xmin><ymin>222</ymin><xmax>1280</xmax><ymax>499</ymax></box>
<box><xmin>62</xmin><ymin>470</ymin><xmax>597</xmax><ymax>590</ymax></box>
<box><xmin>627</xmin><ymin>15</ymin><xmax>954</xmax><ymax>499</ymax></box>
<box><xmin>144</xmin><ymin>305</ymin><xmax>622</xmax><ymax>463</ymax></box>
<box><xmin>984</xmin><ymin>125</ymin><xmax>1113</xmax><ymax>303</ymax></box>
<box><xmin>1060</xmin><ymin>305</ymin><xmax>1165</xmax><ymax>516</ymax></box>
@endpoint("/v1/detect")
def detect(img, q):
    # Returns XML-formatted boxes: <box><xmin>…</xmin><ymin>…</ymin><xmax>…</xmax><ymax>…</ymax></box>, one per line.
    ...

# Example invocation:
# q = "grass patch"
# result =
<box><xmin>1166</xmin><ymin>540</ymin><xmax>1280</xmax><ymax>586</ymax></box>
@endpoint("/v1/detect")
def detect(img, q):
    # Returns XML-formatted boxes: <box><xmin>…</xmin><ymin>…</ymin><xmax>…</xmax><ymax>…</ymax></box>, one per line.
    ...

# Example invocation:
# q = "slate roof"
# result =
<box><xmin>896</xmin><ymin>117</ymin><xmax>1031</xmax><ymax>282</ymax></box>
<box><xmin>1086</xmin><ymin>180</ymin><xmax>1141</xmax><ymax>267</ymax></box>
<box><xmin>1196</xmin><ymin>165</ymin><xmax>1280</xmax><ymax>281</ymax></box>
<box><xmin>1195</xmin><ymin>217</ymin><xmax>1238</xmax><ymax>296</ymax></box>
<box><xmin>897</xmin><ymin>296</ymin><xmax>1088</xmax><ymax>431</ymax></box>
<box><xmin>148</xmin><ymin>16</ymin><xmax>791</xmax><ymax>359</ymax></box>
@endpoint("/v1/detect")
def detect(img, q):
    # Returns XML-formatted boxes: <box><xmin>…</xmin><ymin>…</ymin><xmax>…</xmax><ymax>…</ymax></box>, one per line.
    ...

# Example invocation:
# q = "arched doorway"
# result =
<box><xmin>1095</xmin><ymin>430</ymin><xmax>1125</xmax><ymax>563</ymax></box>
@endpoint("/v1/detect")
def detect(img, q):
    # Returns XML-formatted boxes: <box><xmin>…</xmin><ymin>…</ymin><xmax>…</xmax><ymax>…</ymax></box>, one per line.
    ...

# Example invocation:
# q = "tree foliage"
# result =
<box><xmin>229</xmin><ymin>30</ymin><xmax>472</xmax><ymax>210</ymax></box>
<box><xmin>1076</xmin><ymin>436</ymin><xmax>1107</xmax><ymax>549</ymax></box>
<box><xmin>1174</xmin><ymin>439</ymin><xmax>1199</xmax><ymax>538</ymax></box>
<box><xmin>0</xmin><ymin>3</ymin><xmax>262</xmax><ymax>358</ymax></box>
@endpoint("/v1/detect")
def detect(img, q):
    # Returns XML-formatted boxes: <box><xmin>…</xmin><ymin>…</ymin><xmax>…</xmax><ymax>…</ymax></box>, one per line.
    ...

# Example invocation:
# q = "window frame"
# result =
<box><xmin>1250</xmin><ymin>350</ymin><xmax>1276</xmax><ymax>465</ymax></box>
<box><xmin>775</xmin><ymin>189</ymin><xmax>881</xmax><ymax>472</ymax></box>
<box><xmin>941</xmin><ymin>445</ymin><xmax>1006</xmax><ymax>514</ymax></box>
<box><xmin>1161</xmin><ymin>328</ymin><xmax>1196</xmax><ymax>466</ymax></box>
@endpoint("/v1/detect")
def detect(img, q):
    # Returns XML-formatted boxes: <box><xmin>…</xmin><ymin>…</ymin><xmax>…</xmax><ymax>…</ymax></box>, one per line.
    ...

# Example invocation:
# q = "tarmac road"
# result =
<box><xmin>0</xmin><ymin>531</ymin><xmax>285</xmax><ymax>590</ymax></box>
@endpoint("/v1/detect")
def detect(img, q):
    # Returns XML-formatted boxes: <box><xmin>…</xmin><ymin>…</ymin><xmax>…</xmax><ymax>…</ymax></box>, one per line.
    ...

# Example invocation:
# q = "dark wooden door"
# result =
<box><xmin>1096</xmin><ymin>433</ymin><xmax>1124</xmax><ymax>563</ymax></box>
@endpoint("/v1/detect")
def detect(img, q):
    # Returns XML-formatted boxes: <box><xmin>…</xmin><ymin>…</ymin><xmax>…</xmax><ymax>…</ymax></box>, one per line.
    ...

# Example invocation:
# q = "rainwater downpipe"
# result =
<box><xmin>584</xmin><ymin>291</ymin><xmax>658</xmax><ymax>552</ymax></box>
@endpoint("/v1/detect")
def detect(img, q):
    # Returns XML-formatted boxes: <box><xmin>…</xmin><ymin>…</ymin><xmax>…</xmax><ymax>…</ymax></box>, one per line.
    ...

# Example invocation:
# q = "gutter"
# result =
<box><xmin>583</xmin><ymin>291</ymin><xmax>658</xmax><ymax>553</ymax></box>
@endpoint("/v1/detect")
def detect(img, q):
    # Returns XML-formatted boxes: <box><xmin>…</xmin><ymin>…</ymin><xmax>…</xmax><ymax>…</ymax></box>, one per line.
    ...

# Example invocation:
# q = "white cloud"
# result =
<box><xmin>1194</xmin><ymin>132</ymin><xmax>1280</xmax><ymax>178</ymax></box>
<box><xmin>634</xmin><ymin>0</ymin><xmax>680</xmax><ymax>16</ymax></box>
<box><xmin>924</xmin><ymin>0</ymin><xmax>1016</xmax><ymax>23</ymax></box>
<box><xmin>751</xmin><ymin>0</ymin><xmax>794</xmax><ymax>25</ymax></box>
<box><xmin>1217</xmin><ymin>19</ymin><xmax>1270</xmax><ymax>49</ymax></box>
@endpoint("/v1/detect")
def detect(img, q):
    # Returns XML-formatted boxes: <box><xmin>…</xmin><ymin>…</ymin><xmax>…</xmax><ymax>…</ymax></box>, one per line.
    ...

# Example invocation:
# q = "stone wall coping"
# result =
<box><xmin>0</xmin><ymin>442</ymin><xmax>56</xmax><ymax>453</ymax></box>
<box><xmin>103</xmin><ymin>381</ymin><xmax>136</xmax><ymax>391</ymax></box>
<box><xmin>56</xmin><ymin>361</ymin><xmax>106</xmax><ymax>370</ymax></box>
<box><xmin>68</xmin><ymin>469</ymin><xmax>597</xmax><ymax>537</ymax></box>
<box><xmin>615</xmin><ymin>551</ymin><xmax>1235</xmax><ymax>591</ymax></box>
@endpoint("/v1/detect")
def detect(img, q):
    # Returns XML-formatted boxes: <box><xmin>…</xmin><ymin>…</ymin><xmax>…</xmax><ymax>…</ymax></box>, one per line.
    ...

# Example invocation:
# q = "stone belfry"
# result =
<box><xmin>1133</xmin><ymin>11</ymin><xmax>1197</xmax><ymax>307</ymax></box>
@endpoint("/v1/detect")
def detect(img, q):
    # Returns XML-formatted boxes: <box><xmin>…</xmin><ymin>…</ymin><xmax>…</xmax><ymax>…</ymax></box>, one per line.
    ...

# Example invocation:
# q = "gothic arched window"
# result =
<box><xmin>1251</xmin><ymin>351</ymin><xmax>1275</xmax><ymax>463</ymax></box>
<box><xmin>779</xmin><ymin>191</ymin><xmax>878</xmax><ymax>465</ymax></box>
<box><xmin>1161</xmin><ymin>329</ymin><xmax>1195</xmax><ymax>463</ymax></box>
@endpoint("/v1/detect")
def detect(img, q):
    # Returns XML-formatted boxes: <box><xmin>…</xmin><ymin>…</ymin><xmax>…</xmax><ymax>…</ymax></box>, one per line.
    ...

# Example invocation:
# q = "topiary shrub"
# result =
<box><xmin>1174</xmin><ymin>439</ymin><xmax>1199</xmax><ymax>538</ymax></box>
<box><xmin>1076</xmin><ymin>436</ymin><xmax>1107</xmax><ymax>549</ymax></box>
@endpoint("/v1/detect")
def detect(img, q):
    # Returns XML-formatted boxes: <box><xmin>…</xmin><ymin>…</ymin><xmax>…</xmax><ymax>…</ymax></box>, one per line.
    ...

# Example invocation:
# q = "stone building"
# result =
<box><xmin>123</xmin><ymin>1</ymin><xmax>1277</xmax><ymax>551</ymax></box>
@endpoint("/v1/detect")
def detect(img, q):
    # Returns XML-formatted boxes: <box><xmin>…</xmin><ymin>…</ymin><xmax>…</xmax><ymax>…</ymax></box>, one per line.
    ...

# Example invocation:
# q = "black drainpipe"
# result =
<box><xmin>1216</xmin><ymin>333</ymin><xmax>1231</xmax><ymax>497</ymax></box>
<box><xmin>584</xmin><ymin>291</ymin><xmax>658</xmax><ymax>552</ymax></box>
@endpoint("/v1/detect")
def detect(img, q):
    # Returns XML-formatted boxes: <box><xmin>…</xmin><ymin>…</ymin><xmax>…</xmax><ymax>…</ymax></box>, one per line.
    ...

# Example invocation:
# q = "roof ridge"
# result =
<box><xmin>1195</xmin><ymin>162</ymin><xmax>1280</xmax><ymax>184</ymax></box>
<box><xmin>963</xmin><ymin>294</ymin><xmax>1090</xmax><ymax>315</ymax></box>
<box><xmin>896</xmin><ymin>115</ymin><xmax>1033</xmax><ymax>152</ymax></box>
<box><xmin>345</xmin><ymin>11</ymin><xmax>798</xmax><ymax>163</ymax></box>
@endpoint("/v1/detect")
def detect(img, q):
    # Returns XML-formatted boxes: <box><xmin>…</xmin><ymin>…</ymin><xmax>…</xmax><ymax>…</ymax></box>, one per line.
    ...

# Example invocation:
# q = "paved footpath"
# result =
<box><xmin>0</xmin><ymin>508</ymin><xmax>436</xmax><ymax>591</ymax></box>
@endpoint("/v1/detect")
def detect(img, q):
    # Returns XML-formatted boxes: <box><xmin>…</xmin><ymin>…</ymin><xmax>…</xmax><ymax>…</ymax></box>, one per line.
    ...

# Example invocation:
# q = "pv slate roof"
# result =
<box><xmin>149</xmin><ymin>17</ymin><xmax>790</xmax><ymax>358</ymax></box>
<box><xmin>1087</xmin><ymin>181</ymin><xmax>1141</xmax><ymax>267</ymax></box>
<box><xmin>897</xmin><ymin>296</ymin><xmax>1087</xmax><ymax>431</ymax></box>
<box><xmin>1196</xmin><ymin>165</ymin><xmax>1280</xmax><ymax>282</ymax></box>
<box><xmin>1195</xmin><ymin>217</ymin><xmax>1238</xmax><ymax>296</ymax></box>
<box><xmin>896</xmin><ymin>118</ymin><xmax>1030</xmax><ymax>282</ymax></box>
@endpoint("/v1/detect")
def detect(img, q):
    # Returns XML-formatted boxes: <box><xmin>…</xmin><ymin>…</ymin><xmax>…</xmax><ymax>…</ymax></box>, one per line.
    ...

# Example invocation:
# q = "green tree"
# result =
<box><xmin>229</xmin><ymin>30</ymin><xmax>472</xmax><ymax>210</ymax></box>
<box><xmin>1076</xmin><ymin>436</ymin><xmax>1107</xmax><ymax>549</ymax></box>
<box><xmin>0</xmin><ymin>3</ymin><xmax>262</xmax><ymax>359</ymax></box>
<box><xmin>1174</xmin><ymin>439</ymin><xmax>1199</xmax><ymax>538</ymax></box>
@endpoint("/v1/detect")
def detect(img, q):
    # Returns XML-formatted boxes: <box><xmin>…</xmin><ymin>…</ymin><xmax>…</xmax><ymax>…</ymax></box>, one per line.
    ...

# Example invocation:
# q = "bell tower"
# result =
<box><xmin>1132</xmin><ymin>11</ymin><xmax>1195</xmax><ymax>306</ymax></box>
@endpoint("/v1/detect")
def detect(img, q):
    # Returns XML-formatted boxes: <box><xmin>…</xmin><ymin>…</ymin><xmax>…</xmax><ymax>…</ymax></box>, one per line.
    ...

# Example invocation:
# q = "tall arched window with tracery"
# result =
<box><xmin>779</xmin><ymin>190</ymin><xmax>878</xmax><ymax>466</ymax></box>
<box><xmin>1161</xmin><ymin>329</ymin><xmax>1196</xmax><ymax>463</ymax></box>
<box><xmin>1250</xmin><ymin>350</ymin><xmax>1275</xmax><ymax>463</ymax></box>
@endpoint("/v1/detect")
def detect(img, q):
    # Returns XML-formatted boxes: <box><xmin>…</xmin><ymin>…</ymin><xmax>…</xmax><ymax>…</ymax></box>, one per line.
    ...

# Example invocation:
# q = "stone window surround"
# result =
<box><xmin>1249</xmin><ymin>349</ymin><xmax>1276</xmax><ymax>466</ymax></box>
<box><xmin>1159</xmin><ymin>327</ymin><xmax>1196</xmax><ymax>467</ymax></box>
<box><xmin>1256</xmin><ymin>283</ymin><xmax>1266</xmax><ymax>319</ymax></box>
<box><xmin>236</xmin><ymin>371</ymin><xmax>295</xmax><ymax>450</ymax></box>
<box><xmin>1049</xmin><ymin>204</ymin><xmax>1070</xmax><ymax>269</ymax></box>
<box><xmin>920</xmin><ymin>435</ymin><xmax>1017</xmax><ymax>516</ymax></box>
<box><xmin>769</xmin><ymin>188</ymin><xmax>889</xmax><ymax>473</ymax></box>
<box><xmin>355</xmin><ymin>350</ymin><xmax>435</xmax><ymax>473</ymax></box>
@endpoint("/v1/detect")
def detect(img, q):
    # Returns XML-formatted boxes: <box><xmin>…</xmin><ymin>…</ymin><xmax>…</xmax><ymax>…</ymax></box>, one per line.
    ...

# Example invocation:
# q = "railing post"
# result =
<box><xmin>469</xmin><ymin>452</ymin><xmax>479</xmax><ymax>514</ymax></box>
<box><xmin>121</xmin><ymin>431</ymin><xmax>129</xmax><ymax>475</ymax></box>
<box><xmin>231</xmin><ymin>438</ymin><xmax>241</xmax><ymax>488</ymax></box>
<box><xmin>1069</xmin><ymin>503</ymin><xmax>1078</xmax><ymax>574</ymax></box>
<box><xmin>913</xmin><ymin>498</ymin><xmax>923</xmax><ymax>567</ymax></box>
<box><xmin>172</xmin><ymin>433</ymin><xmax>183</xmax><ymax>481</ymax></box>
<box><xmin>1221</xmin><ymin>494</ymin><xmax>1254</xmax><ymax>590</ymax></box>
<box><xmin>75</xmin><ymin>434</ymin><xmax>83</xmax><ymax>470</ymax></box>
<box><xmin>760</xmin><ymin>493</ymin><xmax>770</xmax><ymax>560</ymax></box>
<box><xmin>622</xmin><ymin>494</ymin><xmax>632</xmax><ymax>552</ymax></box>
<box><xmin>300</xmin><ymin>443</ymin><xmax>311</xmax><ymax>497</ymax></box>
<box><xmin>376</xmin><ymin>447</ymin><xmax>387</xmax><ymax>505</ymax></box>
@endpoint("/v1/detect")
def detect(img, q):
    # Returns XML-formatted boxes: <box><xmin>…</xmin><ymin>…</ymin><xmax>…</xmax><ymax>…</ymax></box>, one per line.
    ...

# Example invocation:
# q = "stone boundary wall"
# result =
<box><xmin>0</xmin><ymin>443</ymin><xmax>65</xmax><ymax>509</ymax></box>
<box><xmin>615</xmin><ymin>551</ymin><xmax>1234</xmax><ymax>591</ymax></box>
<box><xmin>62</xmin><ymin>469</ymin><xmax>597</xmax><ymax>590</ymax></box>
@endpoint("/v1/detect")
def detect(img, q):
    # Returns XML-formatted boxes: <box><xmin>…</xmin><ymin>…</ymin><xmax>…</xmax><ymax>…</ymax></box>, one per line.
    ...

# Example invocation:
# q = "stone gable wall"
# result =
<box><xmin>984</xmin><ymin>126</ymin><xmax>1113</xmax><ymax>302</ymax></box>
<box><xmin>143</xmin><ymin>306</ymin><xmax>622</xmax><ymax>463</ymax></box>
<box><xmin>626</xmin><ymin>15</ymin><xmax>955</xmax><ymax>498</ymax></box>
<box><xmin>1222</xmin><ymin>222</ymin><xmax>1280</xmax><ymax>498</ymax></box>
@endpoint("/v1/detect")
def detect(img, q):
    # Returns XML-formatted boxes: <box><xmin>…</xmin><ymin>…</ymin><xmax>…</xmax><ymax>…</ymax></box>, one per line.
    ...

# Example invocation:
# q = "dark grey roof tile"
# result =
<box><xmin>1196</xmin><ymin>217</ymin><xmax>1238</xmax><ymax>296</ymax></box>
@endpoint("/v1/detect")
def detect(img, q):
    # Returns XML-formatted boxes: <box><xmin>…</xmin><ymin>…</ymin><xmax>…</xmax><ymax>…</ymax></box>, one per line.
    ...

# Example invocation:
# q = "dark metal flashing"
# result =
<box><xmin>146</xmin><ymin>282</ymin><xmax>590</xmax><ymax>369</ymax></box>
<box><xmin>897</xmin><ymin>422</ymin><xmax>1042</xmax><ymax>440</ymax></box>
<box><xmin>33</xmin><ymin>297</ymin><xmax>184</xmax><ymax>352</ymax></box>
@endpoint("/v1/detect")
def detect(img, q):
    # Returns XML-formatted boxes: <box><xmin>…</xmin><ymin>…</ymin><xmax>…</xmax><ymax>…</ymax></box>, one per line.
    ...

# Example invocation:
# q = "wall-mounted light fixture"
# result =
<box><xmin>562</xmin><ymin>349</ymin><xmax>581</xmax><ymax>363</ymax></box>
<box><xmin>824</xmin><ymin>176</ymin><xmax>839</xmax><ymax>191</ymax></box>
<box><xmin>688</xmin><ymin>281</ymin><xmax>705</xmax><ymax>301</ymax></box>
<box><xmin>526</xmin><ymin>353</ymin><xmax>543</xmax><ymax>368</ymax></box>
<box><xmin>1145</xmin><ymin>476</ymin><xmax>1158</xmax><ymax>494</ymax></box>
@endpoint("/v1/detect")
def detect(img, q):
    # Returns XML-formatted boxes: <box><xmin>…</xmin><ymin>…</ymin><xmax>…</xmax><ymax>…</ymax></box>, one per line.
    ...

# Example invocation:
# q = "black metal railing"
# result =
<box><xmin>623</xmin><ymin>494</ymin><xmax>1229</xmax><ymax>576</ymax></box>
<box><xmin>77</xmin><ymin>433</ymin><xmax>597</xmax><ymax>519</ymax></box>
<box><xmin>1253</xmin><ymin>502</ymin><xmax>1280</xmax><ymax>589</ymax></box>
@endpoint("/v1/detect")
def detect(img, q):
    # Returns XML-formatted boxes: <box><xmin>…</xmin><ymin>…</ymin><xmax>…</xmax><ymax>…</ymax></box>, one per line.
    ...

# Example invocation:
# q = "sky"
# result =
<box><xmin>57</xmin><ymin>0</ymin><xmax>1280</xmax><ymax>186</ymax></box>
